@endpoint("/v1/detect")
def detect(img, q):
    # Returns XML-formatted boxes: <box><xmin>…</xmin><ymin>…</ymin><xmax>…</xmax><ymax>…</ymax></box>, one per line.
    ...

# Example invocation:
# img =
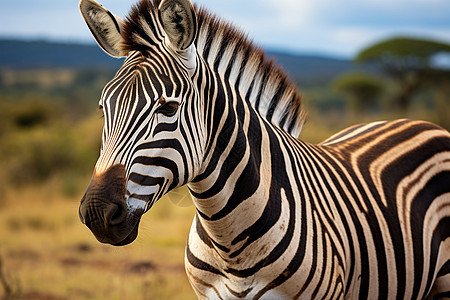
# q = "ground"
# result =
<box><xmin>0</xmin><ymin>178</ymin><xmax>197</xmax><ymax>299</ymax></box>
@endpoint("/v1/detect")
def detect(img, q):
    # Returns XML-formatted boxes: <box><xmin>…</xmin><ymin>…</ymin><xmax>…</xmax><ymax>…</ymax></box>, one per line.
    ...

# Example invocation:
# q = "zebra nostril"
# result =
<box><xmin>105</xmin><ymin>203</ymin><xmax>127</xmax><ymax>226</ymax></box>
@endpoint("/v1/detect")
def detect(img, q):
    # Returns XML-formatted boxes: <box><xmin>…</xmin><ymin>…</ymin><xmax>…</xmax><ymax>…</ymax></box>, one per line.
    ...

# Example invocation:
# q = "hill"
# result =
<box><xmin>0</xmin><ymin>39</ymin><xmax>365</xmax><ymax>84</ymax></box>
<box><xmin>267</xmin><ymin>50</ymin><xmax>366</xmax><ymax>85</ymax></box>
<box><xmin>0</xmin><ymin>39</ymin><xmax>123</xmax><ymax>70</ymax></box>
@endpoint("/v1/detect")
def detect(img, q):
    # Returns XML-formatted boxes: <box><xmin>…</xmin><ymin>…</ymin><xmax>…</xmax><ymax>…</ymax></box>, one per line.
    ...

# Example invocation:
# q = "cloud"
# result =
<box><xmin>0</xmin><ymin>0</ymin><xmax>448</xmax><ymax>57</ymax></box>
<box><xmin>261</xmin><ymin>0</ymin><xmax>315</xmax><ymax>27</ymax></box>
<box><xmin>254</xmin><ymin>0</ymin><xmax>450</xmax><ymax>56</ymax></box>
<box><xmin>261</xmin><ymin>0</ymin><xmax>450</xmax><ymax>28</ymax></box>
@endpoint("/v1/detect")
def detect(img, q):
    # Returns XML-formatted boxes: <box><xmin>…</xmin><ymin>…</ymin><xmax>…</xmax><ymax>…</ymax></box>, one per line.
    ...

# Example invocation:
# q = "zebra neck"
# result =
<box><xmin>187</xmin><ymin>91</ymin><xmax>296</xmax><ymax>259</ymax></box>
<box><xmin>194</xmin><ymin>8</ymin><xmax>306</xmax><ymax>138</ymax></box>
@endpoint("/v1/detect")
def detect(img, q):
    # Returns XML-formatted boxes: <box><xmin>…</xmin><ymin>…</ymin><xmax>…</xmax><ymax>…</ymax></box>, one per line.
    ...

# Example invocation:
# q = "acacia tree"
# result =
<box><xmin>355</xmin><ymin>37</ymin><xmax>450</xmax><ymax>111</ymax></box>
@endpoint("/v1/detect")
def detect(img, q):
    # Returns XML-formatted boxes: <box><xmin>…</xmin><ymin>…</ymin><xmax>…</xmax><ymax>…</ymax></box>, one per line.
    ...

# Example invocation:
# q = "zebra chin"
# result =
<box><xmin>78</xmin><ymin>164</ymin><xmax>145</xmax><ymax>246</ymax></box>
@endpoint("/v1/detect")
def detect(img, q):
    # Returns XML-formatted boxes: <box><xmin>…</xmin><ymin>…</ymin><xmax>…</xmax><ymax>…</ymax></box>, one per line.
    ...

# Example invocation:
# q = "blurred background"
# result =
<box><xmin>0</xmin><ymin>0</ymin><xmax>449</xmax><ymax>299</ymax></box>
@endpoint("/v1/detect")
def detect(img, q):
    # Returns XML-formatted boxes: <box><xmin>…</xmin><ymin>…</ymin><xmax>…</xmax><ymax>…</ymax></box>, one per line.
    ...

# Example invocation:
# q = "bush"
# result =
<box><xmin>0</xmin><ymin>108</ymin><xmax>102</xmax><ymax>186</ymax></box>
<box><xmin>333</xmin><ymin>72</ymin><xmax>385</xmax><ymax>112</ymax></box>
<box><xmin>12</xmin><ymin>99</ymin><xmax>56</xmax><ymax>128</ymax></box>
<box><xmin>1</xmin><ymin>127</ymin><xmax>74</xmax><ymax>183</ymax></box>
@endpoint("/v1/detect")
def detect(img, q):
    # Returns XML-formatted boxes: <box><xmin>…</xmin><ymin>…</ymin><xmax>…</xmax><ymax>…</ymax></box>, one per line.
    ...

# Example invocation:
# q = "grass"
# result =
<box><xmin>299</xmin><ymin>104</ymin><xmax>449</xmax><ymax>144</ymax></box>
<box><xmin>0</xmin><ymin>177</ymin><xmax>197</xmax><ymax>299</ymax></box>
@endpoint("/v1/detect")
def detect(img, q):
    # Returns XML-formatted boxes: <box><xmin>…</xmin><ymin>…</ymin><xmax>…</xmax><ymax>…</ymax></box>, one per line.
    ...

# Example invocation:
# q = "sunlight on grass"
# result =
<box><xmin>0</xmin><ymin>179</ymin><xmax>197</xmax><ymax>299</ymax></box>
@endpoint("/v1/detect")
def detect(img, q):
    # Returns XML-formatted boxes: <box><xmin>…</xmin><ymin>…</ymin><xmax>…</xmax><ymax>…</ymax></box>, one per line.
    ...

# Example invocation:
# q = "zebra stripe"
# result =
<box><xmin>79</xmin><ymin>0</ymin><xmax>450</xmax><ymax>298</ymax></box>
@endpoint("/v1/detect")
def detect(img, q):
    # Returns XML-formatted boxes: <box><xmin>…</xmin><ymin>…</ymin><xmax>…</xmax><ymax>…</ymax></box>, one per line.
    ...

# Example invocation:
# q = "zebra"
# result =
<box><xmin>78</xmin><ymin>0</ymin><xmax>450</xmax><ymax>298</ymax></box>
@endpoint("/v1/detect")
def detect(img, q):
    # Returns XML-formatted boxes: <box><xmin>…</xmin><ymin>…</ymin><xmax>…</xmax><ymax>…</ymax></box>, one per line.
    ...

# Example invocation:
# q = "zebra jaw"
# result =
<box><xmin>126</xmin><ymin>196</ymin><xmax>155</xmax><ymax>214</ymax></box>
<box><xmin>126</xmin><ymin>197</ymin><xmax>148</xmax><ymax>213</ymax></box>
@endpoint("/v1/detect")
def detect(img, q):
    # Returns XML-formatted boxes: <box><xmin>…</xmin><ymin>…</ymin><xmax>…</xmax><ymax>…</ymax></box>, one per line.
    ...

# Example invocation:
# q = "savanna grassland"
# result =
<box><xmin>0</xmin><ymin>51</ymin><xmax>449</xmax><ymax>299</ymax></box>
<box><xmin>1</xmin><ymin>179</ymin><xmax>197</xmax><ymax>299</ymax></box>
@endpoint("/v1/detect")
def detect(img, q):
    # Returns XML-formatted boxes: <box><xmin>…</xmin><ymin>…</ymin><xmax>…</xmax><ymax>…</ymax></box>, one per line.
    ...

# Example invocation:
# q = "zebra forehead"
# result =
<box><xmin>111</xmin><ymin>51</ymin><xmax>182</xmax><ymax>97</ymax></box>
<box><xmin>120</xmin><ymin>0</ymin><xmax>306</xmax><ymax>137</ymax></box>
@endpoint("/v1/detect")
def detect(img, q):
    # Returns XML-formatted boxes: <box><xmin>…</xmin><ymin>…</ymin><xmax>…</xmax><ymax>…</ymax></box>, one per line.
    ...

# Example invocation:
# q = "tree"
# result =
<box><xmin>334</xmin><ymin>72</ymin><xmax>384</xmax><ymax>112</ymax></box>
<box><xmin>355</xmin><ymin>37</ymin><xmax>450</xmax><ymax>111</ymax></box>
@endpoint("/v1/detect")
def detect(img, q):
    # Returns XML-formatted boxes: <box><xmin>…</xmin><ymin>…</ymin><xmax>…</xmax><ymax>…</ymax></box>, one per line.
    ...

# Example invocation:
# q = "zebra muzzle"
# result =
<box><xmin>79</xmin><ymin>164</ymin><xmax>142</xmax><ymax>246</ymax></box>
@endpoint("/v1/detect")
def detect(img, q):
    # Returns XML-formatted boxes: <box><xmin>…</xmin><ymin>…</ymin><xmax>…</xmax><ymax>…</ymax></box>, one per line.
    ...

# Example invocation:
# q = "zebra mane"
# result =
<box><xmin>122</xmin><ymin>0</ymin><xmax>307</xmax><ymax>137</ymax></box>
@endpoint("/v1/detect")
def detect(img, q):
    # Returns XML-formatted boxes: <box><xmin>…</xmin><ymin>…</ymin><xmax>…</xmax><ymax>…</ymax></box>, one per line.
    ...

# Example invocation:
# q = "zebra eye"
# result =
<box><xmin>156</xmin><ymin>101</ymin><xmax>179</xmax><ymax>117</ymax></box>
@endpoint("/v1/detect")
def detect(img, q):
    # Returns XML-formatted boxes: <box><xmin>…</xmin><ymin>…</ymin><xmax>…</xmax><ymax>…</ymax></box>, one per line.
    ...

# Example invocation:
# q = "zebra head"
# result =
<box><xmin>78</xmin><ymin>0</ymin><xmax>202</xmax><ymax>245</ymax></box>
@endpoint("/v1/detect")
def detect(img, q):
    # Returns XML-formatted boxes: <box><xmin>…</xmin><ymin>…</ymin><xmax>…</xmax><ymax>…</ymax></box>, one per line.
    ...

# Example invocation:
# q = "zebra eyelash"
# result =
<box><xmin>154</xmin><ymin>96</ymin><xmax>180</xmax><ymax>117</ymax></box>
<box><xmin>97</xmin><ymin>104</ymin><xmax>104</xmax><ymax>118</ymax></box>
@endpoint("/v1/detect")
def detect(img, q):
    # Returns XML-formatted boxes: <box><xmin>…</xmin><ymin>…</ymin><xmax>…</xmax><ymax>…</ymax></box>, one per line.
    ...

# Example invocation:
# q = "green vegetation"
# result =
<box><xmin>1</xmin><ymin>36</ymin><xmax>449</xmax><ymax>299</ymax></box>
<box><xmin>333</xmin><ymin>72</ymin><xmax>384</xmax><ymax>112</ymax></box>
<box><xmin>356</xmin><ymin>37</ymin><xmax>450</xmax><ymax>111</ymax></box>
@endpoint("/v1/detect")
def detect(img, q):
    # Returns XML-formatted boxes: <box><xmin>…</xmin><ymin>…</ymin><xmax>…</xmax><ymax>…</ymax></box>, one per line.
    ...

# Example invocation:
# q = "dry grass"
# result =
<box><xmin>1</xmin><ymin>69</ymin><xmax>76</xmax><ymax>89</ymax></box>
<box><xmin>0</xmin><ymin>178</ymin><xmax>197</xmax><ymax>299</ymax></box>
<box><xmin>299</xmin><ymin>105</ymin><xmax>449</xmax><ymax>144</ymax></box>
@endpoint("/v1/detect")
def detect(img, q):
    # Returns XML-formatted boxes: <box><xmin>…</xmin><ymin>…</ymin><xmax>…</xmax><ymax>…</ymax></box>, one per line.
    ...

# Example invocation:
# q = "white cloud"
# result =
<box><xmin>0</xmin><ymin>0</ymin><xmax>448</xmax><ymax>57</ymax></box>
<box><xmin>262</xmin><ymin>0</ymin><xmax>317</xmax><ymax>27</ymax></box>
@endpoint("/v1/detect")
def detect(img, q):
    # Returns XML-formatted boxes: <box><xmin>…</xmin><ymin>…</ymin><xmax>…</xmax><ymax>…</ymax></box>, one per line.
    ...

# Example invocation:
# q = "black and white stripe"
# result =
<box><xmin>80</xmin><ymin>0</ymin><xmax>450</xmax><ymax>298</ymax></box>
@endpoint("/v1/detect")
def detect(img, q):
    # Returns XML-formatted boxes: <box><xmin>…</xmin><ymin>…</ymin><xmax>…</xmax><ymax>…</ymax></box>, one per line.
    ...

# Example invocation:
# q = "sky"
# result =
<box><xmin>1</xmin><ymin>0</ymin><xmax>449</xmax><ymax>58</ymax></box>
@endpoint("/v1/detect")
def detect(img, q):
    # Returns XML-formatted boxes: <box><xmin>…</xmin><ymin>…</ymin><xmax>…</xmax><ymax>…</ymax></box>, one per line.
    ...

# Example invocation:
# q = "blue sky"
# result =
<box><xmin>1</xmin><ymin>0</ymin><xmax>449</xmax><ymax>57</ymax></box>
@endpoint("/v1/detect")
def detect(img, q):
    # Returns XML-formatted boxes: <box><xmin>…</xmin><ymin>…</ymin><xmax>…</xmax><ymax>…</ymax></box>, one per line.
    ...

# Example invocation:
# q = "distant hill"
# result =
<box><xmin>0</xmin><ymin>39</ymin><xmax>367</xmax><ymax>84</ymax></box>
<box><xmin>0</xmin><ymin>39</ymin><xmax>123</xmax><ymax>70</ymax></box>
<box><xmin>266</xmin><ymin>50</ymin><xmax>364</xmax><ymax>85</ymax></box>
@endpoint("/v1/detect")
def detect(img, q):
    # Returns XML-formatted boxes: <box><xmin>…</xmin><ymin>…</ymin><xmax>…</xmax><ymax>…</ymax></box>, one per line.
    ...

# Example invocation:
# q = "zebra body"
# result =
<box><xmin>187</xmin><ymin>119</ymin><xmax>450</xmax><ymax>299</ymax></box>
<box><xmin>78</xmin><ymin>0</ymin><xmax>450</xmax><ymax>298</ymax></box>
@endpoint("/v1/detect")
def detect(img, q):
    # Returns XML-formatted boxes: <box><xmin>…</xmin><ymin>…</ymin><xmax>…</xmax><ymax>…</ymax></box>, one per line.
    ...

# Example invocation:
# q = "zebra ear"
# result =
<box><xmin>79</xmin><ymin>0</ymin><xmax>127</xmax><ymax>58</ymax></box>
<box><xmin>159</xmin><ymin>0</ymin><xmax>197</xmax><ymax>51</ymax></box>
